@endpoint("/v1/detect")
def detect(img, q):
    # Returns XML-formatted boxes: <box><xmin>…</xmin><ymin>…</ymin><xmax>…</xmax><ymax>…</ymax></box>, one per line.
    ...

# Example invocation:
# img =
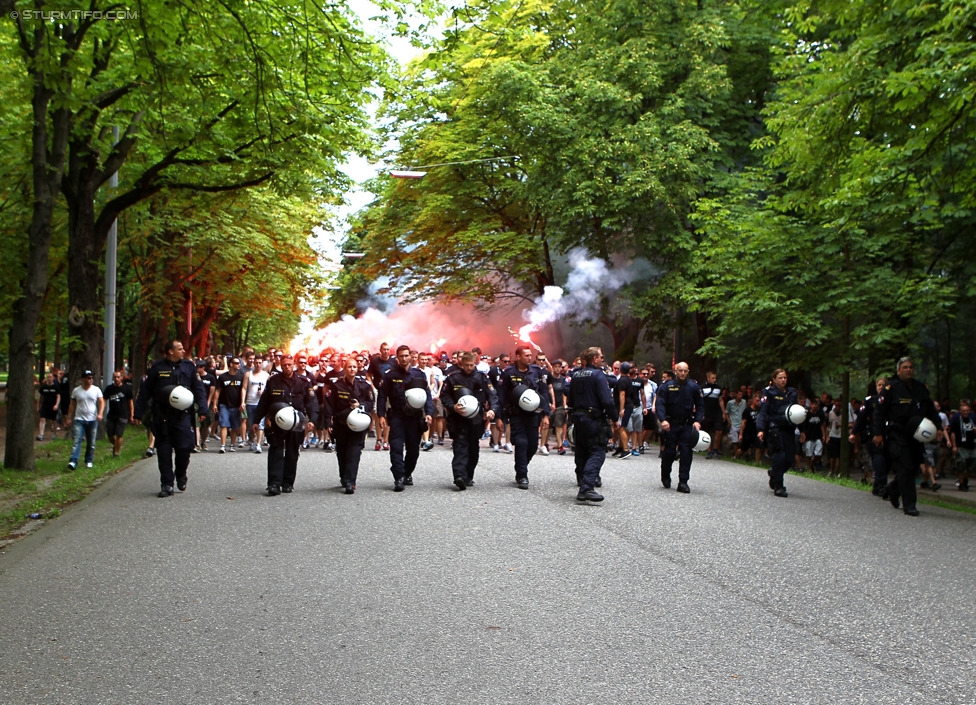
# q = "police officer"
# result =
<box><xmin>134</xmin><ymin>340</ymin><xmax>209</xmax><ymax>498</ymax></box>
<box><xmin>377</xmin><ymin>345</ymin><xmax>434</xmax><ymax>491</ymax></box>
<box><xmin>324</xmin><ymin>357</ymin><xmax>374</xmax><ymax>494</ymax></box>
<box><xmin>568</xmin><ymin>347</ymin><xmax>617</xmax><ymax>502</ymax></box>
<box><xmin>251</xmin><ymin>354</ymin><xmax>319</xmax><ymax>496</ymax></box>
<box><xmin>851</xmin><ymin>378</ymin><xmax>888</xmax><ymax>497</ymax></box>
<box><xmin>655</xmin><ymin>361</ymin><xmax>704</xmax><ymax>493</ymax></box>
<box><xmin>756</xmin><ymin>368</ymin><xmax>799</xmax><ymax>498</ymax></box>
<box><xmin>441</xmin><ymin>351</ymin><xmax>500</xmax><ymax>490</ymax></box>
<box><xmin>872</xmin><ymin>357</ymin><xmax>940</xmax><ymax>516</ymax></box>
<box><xmin>497</xmin><ymin>346</ymin><xmax>551</xmax><ymax>490</ymax></box>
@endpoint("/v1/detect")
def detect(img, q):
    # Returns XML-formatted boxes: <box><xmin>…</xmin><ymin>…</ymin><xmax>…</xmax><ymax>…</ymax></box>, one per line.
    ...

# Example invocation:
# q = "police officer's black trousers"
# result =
<box><xmin>333</xmin><ymin>425</ymin><xmax>366</xmax><ymax>487</ymax></box>
<box><xmin>573</xmin><ymin>415</ymin><xmax>606</xmax><ymax>491</ymax></box>
<box><xmin>767</xmin><ymin>428</ymin><xmax>795</xmax><ymax>489</ymax></box>
<box><xmin>885</xmin><ymin>432</ymin><xmax>921</xmax><ymax>511</ymax></box>
<box><xmin>661</xmin><ymin>424</ymin><xmax>696</xmax><ymax>484</ymax></box>
<box><xmin>388</xmin><ymin>413</ymin><xmax>422</xmax><ymax>481</ymax></box>
<box><xmin>267</xmin><ymin>431</ymin><xmax>302</xmax><ymax>488</ymax></box>
<box><xmin>509</xmin><ymin>414</ymin><xmax>540</xmax><ymax>480</ymax></box>
<box><xmin>869</xmin><ymin>441</ymin><xmax>889</xmax><ymax>494</ymax></box>
<box><xmin>448</xmin><ymin>418</ymin><xmax>481</xmax><ymax>483</ymax></box>
<box><xmin>154</xmin><ymin>414</ymin><xmax>194</xmax><ymax>488</ymax></box>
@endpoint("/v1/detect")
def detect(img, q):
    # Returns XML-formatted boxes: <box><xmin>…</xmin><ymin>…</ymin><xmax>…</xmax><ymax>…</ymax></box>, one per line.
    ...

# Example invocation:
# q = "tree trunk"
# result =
<box><xmin>4</xmin><ymin>63</ymin><xmax>69</xmax><ymax>470</ymax></box>
<box><xmin>66</xmin><ymin>179</ymin><xmax>106</xmax><ymax>388</ymax></box>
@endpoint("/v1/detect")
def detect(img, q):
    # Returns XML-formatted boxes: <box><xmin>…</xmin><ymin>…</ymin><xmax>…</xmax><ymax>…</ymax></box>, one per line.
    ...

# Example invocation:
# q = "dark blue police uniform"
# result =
<box><xmin>852</xmin><ymin>394</ymin><xmax>888</xmax><ymax>495</ymax></box>
<box><xmin>498</xmin><ymin>364</ymin><xmax>550</xmax><ymax>487</ymax></box>
<box><xmin>873</xmin><ymin>376</ymin><xmax>938</xmax><ymax>515</ymax></box>
<box><xmin>377</xmin><ymin>364</ymin><xmax>434</xmax><ymax>488</ymax></box>
<box><xmin>655</xmin><ymin>377</ymin><xmax>704</xmax><ymax>490</ymax></box>
<box><xmin>568</xmin><ymin>364</ymin><xmax>617</xmax><ymax>495</ymax></box>
<box><xmin>134</xmin><ymin>358</ymin><xmax>208</xmax><ymax>495</ymax></box>
<box><xmin>253</xmin><ymin>371</ymin><xmax>319</xmax><ymax>494</ymax></box>
<box><xmin>441</xmin><ymin>369</ymin><xmax>499</xmax><ymax>488</ymax></box>
<box><xmin>756</xmin><ymin>383</ymin><xmax>799</xmax><ymax>494</ymax></box>
<box><xmin>324</xmin><ymin>375</ymin><xmax>374</xmax><ymax>492</ymax></box>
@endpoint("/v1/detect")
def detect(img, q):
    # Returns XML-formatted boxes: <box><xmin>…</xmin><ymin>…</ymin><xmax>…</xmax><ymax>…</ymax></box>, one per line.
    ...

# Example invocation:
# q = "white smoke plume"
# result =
<box><xmin>518</xmin><ymin>248</ymin><xmax>650</xmax><ymax>340</ymax></box>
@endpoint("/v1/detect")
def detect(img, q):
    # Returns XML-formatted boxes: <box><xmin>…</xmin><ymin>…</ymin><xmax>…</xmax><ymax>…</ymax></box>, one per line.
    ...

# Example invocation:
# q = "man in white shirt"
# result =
<box><xmin>66</xmin><ymin>370</ymin><xmax>105</xmax><ymax>470</ymax></box>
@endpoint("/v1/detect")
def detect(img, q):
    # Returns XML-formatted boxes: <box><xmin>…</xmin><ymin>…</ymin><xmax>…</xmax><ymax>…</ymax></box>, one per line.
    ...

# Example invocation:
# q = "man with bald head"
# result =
<box><xmin>655</xmin><ymin>362</ymin><xmax>704</xmax><ymax>493</ymax></box>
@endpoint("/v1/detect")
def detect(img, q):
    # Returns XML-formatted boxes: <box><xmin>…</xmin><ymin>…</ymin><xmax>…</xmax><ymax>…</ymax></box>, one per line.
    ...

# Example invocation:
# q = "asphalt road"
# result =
<box><xmin>1</xmin><ymin>440</ymin><xmax>973</xmax><ymax>704</ymax></box>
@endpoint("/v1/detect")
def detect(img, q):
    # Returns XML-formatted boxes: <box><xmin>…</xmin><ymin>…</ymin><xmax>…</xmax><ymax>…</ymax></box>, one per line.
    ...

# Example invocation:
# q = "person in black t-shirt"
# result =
<box><xmin>37</xmin><ymin>370</ymin><xmax>61</xmax><ymax>440</ymax></box>
<box><xmin>103</xmin><ymin>370</ymin><xmax>134</xmax><ymax>457</ymax></box>
<box><xmin>735</xmin><ymin>393</ymin><xmax>763</xmax><ymax>463</ymax></box>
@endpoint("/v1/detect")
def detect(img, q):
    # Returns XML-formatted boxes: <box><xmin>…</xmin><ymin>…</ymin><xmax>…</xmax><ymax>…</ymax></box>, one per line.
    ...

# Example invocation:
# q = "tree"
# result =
<box><xmin>2</xmin><ymin>0</ymin><xmax>387</xmax><ymax>469</ymax></box>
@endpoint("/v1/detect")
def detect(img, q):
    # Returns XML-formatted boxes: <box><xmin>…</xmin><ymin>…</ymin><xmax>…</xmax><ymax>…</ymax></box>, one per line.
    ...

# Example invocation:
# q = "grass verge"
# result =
<box><xmin>0</xmin><ymin>433</ymin><xmax>148</xmax><ymax>540</ymax></box>
<box><xmin>726</xmin><ymin>455</ymin><xmax>976</xmax><ymax>516</ymax></box>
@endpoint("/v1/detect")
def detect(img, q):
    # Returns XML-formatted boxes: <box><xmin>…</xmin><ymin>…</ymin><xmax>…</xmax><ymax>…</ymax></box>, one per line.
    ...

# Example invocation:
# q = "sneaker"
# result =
<box><xmin>557</xmin><ymin>448</ymin><xmax>566</xmax><ymax>455</ymax></box>
<box><xmin>219</xmin><ymin>445</ymin><xmax>226</xmax><ymax>454</ymax></box>
<box><xmin>227</xmin><ymin>444</ymin><xmax>236</xmax><ymax>452</ymax></box>
<box><xmin>36</xmin><ymin>435</ymin><xmax>43</xmax><ymax>441</ymax></box>
<box><xmin>237</xmin><ymin>441</ymin><xmax>245</xmax><ymax>448</ymax></box>
<box><xmin>502</xmin><ymin>443</ymin><xmax>513</xmax><ymax>453</ymax></box>
<box><xmin>421</xmin><ymin>441</ymin><xmax>434</xmax><ymax>451</ymax></box>
<box><xmin>67</xmin><ymin>461</ymin><xmax>77</xmax><ymax>470</ymax></box>
<box><xmin>382</xmin><ymin>442</ymin><xmax>390</xmax><ymax>451</ymax></box>
<box><xmin>631</xmin><ymin>449</ymin><xmax>640</xmax><ymax>457</ymax></box>
<box><xmin>302</xmin><ymin>440</ymin><xmax>309</xmax><ymax>449</ymax></box>
<box><xmin>200</xmin><ymin>442</ymin><xmax>208</xmax><ymax>451</ymax></box>
<box><xmin>538</xmin><ymin>446</ymin><xmax>549</xmax><ymax>456</ymax></box>
<box><xmin>192</xmin><ymin>445</ymin><xmax>200</xmax><ymax>453</ymax></box>
<box><xmin>145</xmin><ymin>448</ymin><xmax>155</xmax><ymax>457</ymax></box>
<box><xmin>326</xmin><ymin>442</ymin><xmax>336</xmax><ymax>452</ymax></box>
<box><xmin>493</xmin><ymin>444</ymin><xmax>500</xmax><ymax>453</ymax></box>
<box><xmin>375</xmin><ymin>441</ymin><xmax>382</xmax><ymax>451</ymax></box>
<box><xmin>158</xmin><ymin>486</ymin><xmax>175</xmax><ymax>498</ymax></box>
<box><xmin>86</xmin><ymin>462</ymin><xmax>93</xmax><ymax>469</ymax></box>
<box><xmin>437</xmin><ymin>438</ymin><xmax>444</xmax><ymax>446</ymax></box>
<box><xmin>255</xmin><ymin>445</ymin><xmax>262</xmax><ymax>454</ymax></box>
<box><xmin>249</xmin><ymin>442</ymin><xmax>256</xmax><ymax>452</ymax></box>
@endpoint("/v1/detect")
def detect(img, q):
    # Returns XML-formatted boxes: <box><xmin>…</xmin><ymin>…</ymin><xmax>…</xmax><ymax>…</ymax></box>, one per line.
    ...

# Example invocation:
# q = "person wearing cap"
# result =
<box><xmin>497</xmin><ymin>345</ymin><xmax>550</xmax><ymax>490</ymax></box>
<box><xmin>252</xmin><ymin>354</ymin><xmax>319</xmax><ymax>496</ymax></box>
<box><xmin>65</xmin><ymin>369</ymin><xmax>105</xmax><ymax>470</ymax></box>
<box><xmin>376</xmin><ymin>345</ymin><xmax>434</xmax><ymax>491</ymax></box>
<box><xmin>323</xmin><ymin>357</ymin><xmax>374</xmax><ymax>493</ymax></box>
<box><xmin>214</xmin><ymin>357</ymin><xmax>246</xmax><ymax>453</ymax></box>
<box><xmin>441</xmin><ymin>351</ymin><xmax>500</xmax><ymax>490</ymax></box>
<box><xmin>133</xmin><ymin>340</ymin><xmax>208</xmax><ymax>496</ymax></box>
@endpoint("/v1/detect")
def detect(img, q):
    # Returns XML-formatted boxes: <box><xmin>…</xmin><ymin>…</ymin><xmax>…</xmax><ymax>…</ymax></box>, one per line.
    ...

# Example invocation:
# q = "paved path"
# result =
<box><xmin>1</xmin><ymin>442</ymin><xmax>974</xmax><ymax>704</ymax></box>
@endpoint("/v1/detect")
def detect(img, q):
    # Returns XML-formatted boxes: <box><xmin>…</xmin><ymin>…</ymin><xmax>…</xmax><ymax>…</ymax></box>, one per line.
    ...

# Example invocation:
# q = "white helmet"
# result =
<box><xmin>168</xmin><ymin>385</ymin><xmax>194</xmax><ymax>411</ymax></box>
<box><xmin>785</xmin><ymin>404</ymin><xmax>807</xmax><ymax>425</ymax></box>
<box><xmin>274</xmin><ymin>406</ymin><xmax>305</xmax><ymax>431</ymax></box>
<box><xmin>517</xmin><ymin>388</ymin><xmax>541</xmax><ymax>412</ymax></box>
<box><xmin>405</xmin><ymin>388</ymin><xmax>427</xmax><ymax>410</ymax></box>
<box><xmin>456</xmin><ymin>394</ymin><xmax>480</xmax><ymax>418</ymax></box>
<box><xmin>694</xmin><ymin>430</ymin><xmax>711</xmax><ymax>452</ymax></box>
<box><xmin>346</xmin><ymin>408</ymin><xmax>371</xmax><ymax>432</ymax></box>
<box><xmin>567</xmin><ymin>424</ymin><xmax>575</xmax><ymax>446</ymax></box>
<box><xmin>914</xmin><ymin>417</ymin><xmax>937</xmax><ymax>443</ymax></box>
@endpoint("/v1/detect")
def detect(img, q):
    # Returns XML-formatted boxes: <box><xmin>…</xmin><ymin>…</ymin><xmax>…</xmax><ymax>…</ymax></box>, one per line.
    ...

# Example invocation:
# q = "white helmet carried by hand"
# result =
<box><xmin>274</xmin><ymin>406</ymin><xmax>306</xmax><ymax>431</ymax></box>
<box><xmin>694</xmin><ymin>430</ymin><xmax>711</xmax><ymax>452</ymax></box>
<box><xmin>785</xmin><ymin>404</ymin><xmax>807</xmax><ymax>425</ymax></box>
<box><xmin>456</xmin><ymin>395</ymin><xmax>480</xmax><ymax>418</ymax></box>
<box><xmin>517</xmin><ymin>388</ymin><xmax>540</xmax><ymax>412</ymax></box>
<box><xmin>346</xmin><ymin>408</ymin><xmax>371</xmax><ymax>432</ymax></box>
<box><xmin>167</xmin><ymin>385</ymin><xmax>194</xmax><ymax>411</ymax></box>
<box><xmin>914</xmin><ymin>417</ymin><xmax>937</xmax><ymax>443</ymax></box>
<box><xmin>405</xmin><ymin>388</ymin><xmax>427</xmax><ymax>410</ymax></box>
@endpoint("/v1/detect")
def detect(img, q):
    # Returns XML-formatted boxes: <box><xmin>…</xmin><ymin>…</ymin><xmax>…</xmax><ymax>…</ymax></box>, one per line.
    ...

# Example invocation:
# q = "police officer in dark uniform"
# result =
<box><xmin>251</xmin><ymin>354</ymin><xmax>319</xmax><ymax>496</ymax></box>
<box><xmin>756</xmin><ymin>368</ymin><xmax>799</xmax><ymax>498</ymax></box>
<box><xmin>324</xmin><ymin>357</ymin><xmax>374</xmax><ymax>494</ymax></box>
<box><xmin>441</xmin><ymin>351</ymin><xmax>500</xmax><ymax>490</ymax></box>
<box><xmin>655</xmin><ymin>361</ymin><xmax>704</xmax><ymax>493</ymax></box>
<box><xmin>498</xmin><ymin>345</ymin><xmax>551</xmax><ymax>490</ymax></box>
<box><xmin>568</xmin><ymin>347</ymin><xmax>617</xmax><ymax>502</ymax></box>
<box><xmin>134</xmin><ymin>340</ymin><xmax>209</xmax><ymax>498</ymax></box>
<box><xmin>377</xmin><ymin>345</ymin><xmax>434</xmax><ymax>491</ymax></box>
<box><xmin>872</xmin><ymin>357</ymin><xmax>940</xmax><ymax>516</ymax></box>
<box><xmin>851</xmin><ymin>377</ymin><xmax>888</xmax><ymax>497</ymax></box>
